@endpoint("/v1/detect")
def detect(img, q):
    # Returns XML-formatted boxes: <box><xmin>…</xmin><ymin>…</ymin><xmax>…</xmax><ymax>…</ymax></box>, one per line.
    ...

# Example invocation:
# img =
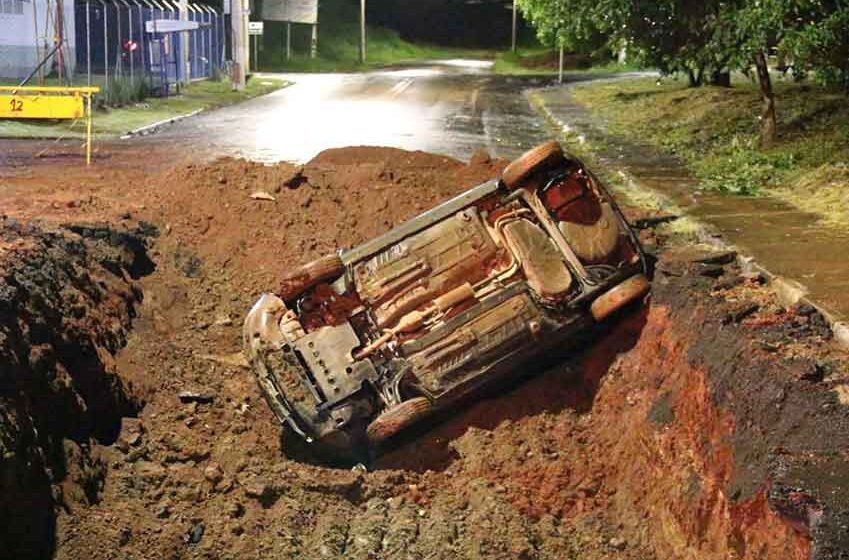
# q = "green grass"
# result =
<box><xmin>569</xmin><ymin>75</ymin><xmax>849</xmax><ymax>224</ymax></box>
<box><xmin>0</xmin><ymin>76</ymin><xmax>289</xmax><ymax>139</ymax></box>
<box><xmin>493</xmin><ymin>48</ymin><xmax>558</xmax><ymax>75</ymax></box>
<box><xmin>493</xmin><ymin>48</ymin><xmax>642</xmax><ymax>75</ymax></box>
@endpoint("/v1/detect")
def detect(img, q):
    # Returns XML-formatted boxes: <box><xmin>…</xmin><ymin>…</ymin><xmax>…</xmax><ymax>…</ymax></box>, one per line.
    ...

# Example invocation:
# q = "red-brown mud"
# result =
<box><xmin>0</xmin><ymin>142</ymin><xmax>847</xmax><ymax>559</ymax></box>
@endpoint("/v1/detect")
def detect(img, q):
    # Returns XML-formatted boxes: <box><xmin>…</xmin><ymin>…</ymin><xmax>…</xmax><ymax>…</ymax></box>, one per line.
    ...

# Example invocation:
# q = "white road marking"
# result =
<box><xmin>389</xmin><ymin>78</ymin><xmax>414</xmax><ymax>97</ymax></box>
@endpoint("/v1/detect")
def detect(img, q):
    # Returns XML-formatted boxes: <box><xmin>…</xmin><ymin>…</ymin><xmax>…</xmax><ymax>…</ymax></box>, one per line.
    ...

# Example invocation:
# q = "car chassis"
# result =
<box><xmin>244</xmin><ymin>141</ymin><xmax>650</xmax><ymax>458</ymax></box>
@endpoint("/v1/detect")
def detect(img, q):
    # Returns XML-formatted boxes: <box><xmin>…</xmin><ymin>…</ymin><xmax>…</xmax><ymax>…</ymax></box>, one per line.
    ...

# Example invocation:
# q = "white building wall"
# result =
<box><xmin>0</xmin><ymin>0</ymin><xmax>76</xmax><ymax>79</ymax></box>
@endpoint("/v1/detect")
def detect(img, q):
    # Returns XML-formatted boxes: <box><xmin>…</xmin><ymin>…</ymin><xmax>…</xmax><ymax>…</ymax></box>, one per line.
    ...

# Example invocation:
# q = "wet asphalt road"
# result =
<box><xmin>147</xmin><ymin>60</ymin><xmax>576</xmax><ymax>163</ymax></box>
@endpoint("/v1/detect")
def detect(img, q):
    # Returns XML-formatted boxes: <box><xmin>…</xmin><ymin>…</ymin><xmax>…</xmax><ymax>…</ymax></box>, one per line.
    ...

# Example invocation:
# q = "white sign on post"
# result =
<box><xmin>261</xmin><ymin>0</ymin><xmax>318</xmax><ymax>24</ymax></box>
<box><xmin>145</xmin><ymin>19</ymin><xmax>200</xmax><ymax>33</ymax></box>
<box><xmin>248</xmin><ymin>21</ymin><xmax>264</xmax><ymax>35</ymax></box>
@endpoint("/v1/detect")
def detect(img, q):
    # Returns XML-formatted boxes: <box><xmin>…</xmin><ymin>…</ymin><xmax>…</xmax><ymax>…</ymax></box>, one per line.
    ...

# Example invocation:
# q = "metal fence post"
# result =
<box><xmin>100</xmin><ymin>0</ymin><xmax>109</xmax><ymax>88</ymax></box>
<box><xmin>116</xmin><ymin>2</ymin><xmax>123</xmax><ymax>75</ymax></box>
<box><xmin>135</xmin><ymin>0</ymin><xmax>145</xmax><ymax>78</ymax></box>
<box><xmin>123</xmin><ymin>0</ymin><xmax>134</xmax><ymax>81</ymax></box>
<box><xmin>191</xmin><ymin>4</ymin><xmax>198</xmax><ymax>79</ymax></box>
<box><xmin>216</xmin><ymin>8</ymin><xmax>222</xmax><ymax>70</ymax></box>
<box><xmin>86</xmin><ymin>0</ymin><xmax>92</xmax><ymax>86</ymax></box>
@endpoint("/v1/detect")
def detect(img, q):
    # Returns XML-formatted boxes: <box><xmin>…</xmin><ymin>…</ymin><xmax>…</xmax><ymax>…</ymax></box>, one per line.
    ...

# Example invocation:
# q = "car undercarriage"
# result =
<box><xmin>244</xmin><ymin>141</ymin><xmax>650</xmax><ymax>458</ymax></box>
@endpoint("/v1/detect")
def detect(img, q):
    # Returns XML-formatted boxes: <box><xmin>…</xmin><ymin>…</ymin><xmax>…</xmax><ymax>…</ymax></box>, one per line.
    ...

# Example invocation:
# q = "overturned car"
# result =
<box><xmin>244</xmin><ymin>141</ymin><xmax>650</xmax><ymax>458</ymax></box>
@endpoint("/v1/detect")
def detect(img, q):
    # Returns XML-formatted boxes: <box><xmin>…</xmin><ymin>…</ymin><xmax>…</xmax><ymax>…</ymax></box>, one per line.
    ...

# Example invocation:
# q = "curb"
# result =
<box><xmin>120</xmin><ymin>108</ymin><xmax>205</xmax><ymax>139</ymax></box>
<box><xmin>529</xmin><ymin>86</ymin><xmax>849</xmax><ymax>351</ymax></box>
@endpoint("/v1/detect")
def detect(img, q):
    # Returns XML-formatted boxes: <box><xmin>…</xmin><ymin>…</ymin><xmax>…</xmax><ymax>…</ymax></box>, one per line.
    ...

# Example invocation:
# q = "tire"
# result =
<box><xmin>279</xmin><ymin>253</ymin><xmax>344</xmax><ymax>301</ymax></box>
<box><xmin>501</xmin><ymin>140</ymin><xmax>565</xmax><ymax>190</ymax></box>
<box><xmin>366</xmin><ymin>397</ymin><xmax>432</xmax><ymax>445</ymax></box>
<box><xmin>590</xmin><ymin>274</ymin><xmax>651</xmax><ymax>321</ymax></box>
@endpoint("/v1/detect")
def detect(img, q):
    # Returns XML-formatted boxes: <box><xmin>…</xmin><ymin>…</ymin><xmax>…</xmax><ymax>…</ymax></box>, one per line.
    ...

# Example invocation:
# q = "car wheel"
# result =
<box><xmin>366</xmin><ymin>397</ymin><xmax>432</xmax><ymax>445</ymax></box>
<box><xmin>501</xmin><ymin>140</ymin><xmax>564</xmax><ymax>190</ymax></box>
<box><xmin>279</xmin><ymin>253</ymin><xmax>345</xmax><ymax>300</ymax></box>
<box><xmin>590</xmin><ymin>274</ymin><xmax>651</xmax><ymax>321</ymax></box>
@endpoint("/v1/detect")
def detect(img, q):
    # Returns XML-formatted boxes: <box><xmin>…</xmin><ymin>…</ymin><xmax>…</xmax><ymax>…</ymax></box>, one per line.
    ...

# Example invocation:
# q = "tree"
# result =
<box><xmin>724</xmin><ymin>1</ymin><xmax>787</xmax><ymax>147</ymax></box>
<box><xmin>781</xmin><ymin>1</ymin><xmax>849</xmax><ymax>91</ymax></box>
<box><xmin>518</xmin><ymin>0</ymin><xmax>739</xmax><ymax>86</ymax></box>
<box><xmin>515</xmin><ymin>0</ymin><xmax>609</xmax><ymax>54</ymax></box>
<box><xmin>724</xmin><ymin>0</ymin><xmax>849</xmax><ymax>145</ymax></box>
<box><xmin>610</xmin><ymin>0</ymin><xmax>734</xmax><ymax>86</ymax></box>
<box><xmin>518</xmin><ymin>0</ymin><xmax>849</xmax><ymax>147</ymax></box>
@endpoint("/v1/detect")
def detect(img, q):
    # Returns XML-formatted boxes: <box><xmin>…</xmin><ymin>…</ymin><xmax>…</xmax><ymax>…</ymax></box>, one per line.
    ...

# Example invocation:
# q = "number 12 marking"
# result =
<box><xmin>9</xmin><ymin>98</ymin><xmax>23</xmax><ymax>112</ymax></box>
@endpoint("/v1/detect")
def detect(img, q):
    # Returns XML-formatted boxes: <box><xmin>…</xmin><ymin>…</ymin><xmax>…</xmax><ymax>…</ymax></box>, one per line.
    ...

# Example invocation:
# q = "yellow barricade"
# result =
<box><xmin>0</xmin><ymin>86</ymin><xmax>100</xmax><ymax>165</ymax></box>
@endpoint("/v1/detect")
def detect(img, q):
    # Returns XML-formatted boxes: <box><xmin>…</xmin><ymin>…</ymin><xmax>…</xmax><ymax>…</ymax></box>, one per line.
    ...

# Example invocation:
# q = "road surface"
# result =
<box><xmin>147</xmin><ymin>60</ymin><xmax>575</xmax><ymax>163</ymax></box>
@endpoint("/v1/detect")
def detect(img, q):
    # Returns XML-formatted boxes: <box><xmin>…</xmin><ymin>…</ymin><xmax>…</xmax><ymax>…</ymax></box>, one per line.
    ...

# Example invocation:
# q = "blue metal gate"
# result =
<box><xmin>75</xmin><ymin>0</ymin><xmax>225</xmax><ymax>94</ymax></box>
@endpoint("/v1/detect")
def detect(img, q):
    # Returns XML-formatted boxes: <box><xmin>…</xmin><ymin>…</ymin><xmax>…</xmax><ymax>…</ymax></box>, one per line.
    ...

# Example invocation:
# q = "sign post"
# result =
<box><xmin>511</xmin><ymin>0</ymin><xmax>517</xmax><ymax>53</ymax></box>
<box><xmin>286</xmin><ymin>22</ymin><xmax>291</xmax><ymax>60</ymax></box>
<box><xmin>360</xmin><ymin>0</ymin><xmax>366</xmax><ymax>63</ymax></box>
<box><xmin>248</xmin><ymin>21</ymin><xmax>263</xmax><ymax>71</ymax></box>
<box><xmin>261</xmin><ymin>0</ymin><xmax>319</xmax><ymax>60</ymax></box>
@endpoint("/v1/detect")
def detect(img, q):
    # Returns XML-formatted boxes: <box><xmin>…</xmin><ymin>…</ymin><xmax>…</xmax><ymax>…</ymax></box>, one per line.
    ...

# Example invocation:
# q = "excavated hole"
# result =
<box><xmin>4</xmin><ymin>150</ymin><xmax>846</xmax><ymax>559</ymax></box>
<box><xmin>0</xmin><ymin>220</ymin><xmax>155</xmax><ymax>560</ymax></box>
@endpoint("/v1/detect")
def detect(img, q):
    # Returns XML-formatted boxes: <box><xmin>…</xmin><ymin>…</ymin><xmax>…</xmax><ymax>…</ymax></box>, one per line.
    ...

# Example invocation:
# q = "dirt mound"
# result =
<box><xmin>0</xmin><ymin>145</ymin><xmax>847</xmax><ymax>560</ymax></box>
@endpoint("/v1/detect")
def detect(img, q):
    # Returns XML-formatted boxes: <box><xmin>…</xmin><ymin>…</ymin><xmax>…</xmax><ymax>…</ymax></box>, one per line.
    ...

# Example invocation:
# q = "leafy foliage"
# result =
<box><xmin>515</xmin><ymin>0</ymin><xmax>611</xmax><ymax>53</ymax></box>
<box><xmin>781</xmin><ymin>2</ymin><xmax>849</xmax><ymax>90</ymax></box>
<box><xmin>517</xmin><ymin>0</ymin><xmax>849</xmax><ymax>92</ymax></box>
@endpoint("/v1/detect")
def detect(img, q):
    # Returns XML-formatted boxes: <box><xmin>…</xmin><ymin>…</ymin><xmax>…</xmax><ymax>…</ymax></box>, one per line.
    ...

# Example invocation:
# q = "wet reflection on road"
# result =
<box><xmin>147</xmin><ymin>60</ymin><xmax>558</xmax><ymax>163</ymax></box>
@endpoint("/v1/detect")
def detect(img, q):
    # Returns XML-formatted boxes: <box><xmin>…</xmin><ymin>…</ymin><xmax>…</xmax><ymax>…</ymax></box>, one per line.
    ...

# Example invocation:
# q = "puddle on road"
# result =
<box><xmin>535</xmin><ymin>87</ymin><xmax>849</xmax><ymax>320</ymax></box>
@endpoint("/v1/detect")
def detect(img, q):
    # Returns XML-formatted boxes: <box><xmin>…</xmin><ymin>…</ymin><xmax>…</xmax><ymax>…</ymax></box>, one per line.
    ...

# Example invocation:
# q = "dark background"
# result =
<box><xmin>366</xmin><ymin>0</ymin><xmax>535</xmax><ymax>48</ymax></box>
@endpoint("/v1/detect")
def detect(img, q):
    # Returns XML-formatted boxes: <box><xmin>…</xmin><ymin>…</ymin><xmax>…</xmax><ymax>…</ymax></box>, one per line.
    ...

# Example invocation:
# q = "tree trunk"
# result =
<box><xmin>687</xmin><ymin>68</ymin><xmax>701</xmax><ymax>87</ymax></box>
<box><xmin>710</xmin><ymin>70</ymin><xmax>731</xmax><ymax>87</ymax></box>
<box><xmin>754</xmin><ymin>50</ymin><xmax>776</xmax><ymax>147</ymax></box>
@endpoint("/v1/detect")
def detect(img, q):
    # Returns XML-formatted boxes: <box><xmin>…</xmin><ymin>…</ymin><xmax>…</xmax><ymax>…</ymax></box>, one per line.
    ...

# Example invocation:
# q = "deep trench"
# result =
<box><xmin>0</xmin><ymin>219</ymin><xmax>155</xmax><ymax>560</ymax></box>
<box><xmin>1</xmin><ymin>214</ymin><xmax>847</xmax><ymax>560</ymax></box>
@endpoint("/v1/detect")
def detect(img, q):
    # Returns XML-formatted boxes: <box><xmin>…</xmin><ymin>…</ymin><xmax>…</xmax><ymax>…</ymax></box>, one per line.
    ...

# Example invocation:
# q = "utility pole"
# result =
<box><xmin>231</xmin><ymin>0</ymin><xmax>245</xmax><ymax>89</ymax></box>
<box><xmin>55</xmin><ymin>0</ymin><xmax>65</xmax><ymax>84</ymax></box>
<box><xmin>243</xmin><ymin>7</ymin><xmax>250</xmax><ymax>72</ymax></box>
<box><xmin>179</xmin><ymin>0</ymin><xmax>189</xmax><ymax>82</ymax></box>
<box><xmin>310</xmin><ymin>22</ymin><xmax>318</xmax><ymax>58</ymax></box>
<box><xmin>286</xmin><ymin>21</ymin><xmax>291</xmax><ymax>61</ymax></box>
<box><xmin>85</xmin><ymin>0</ymin><xmax>91</xmax><ymax>86</ymax></box>
<box><xmin>359</xmin><ymin>0</ymin><xmax>366</xmax><ymax>63</ymax></box>
<box><xmin>511</xmin><ymin>0</ymin><xmax>517</xmax><ymax>53</ymax></box>
<box><xmin>558</xmin><ymin>44</ymin><xmax>564</xmax><ymax>83</ymax></box>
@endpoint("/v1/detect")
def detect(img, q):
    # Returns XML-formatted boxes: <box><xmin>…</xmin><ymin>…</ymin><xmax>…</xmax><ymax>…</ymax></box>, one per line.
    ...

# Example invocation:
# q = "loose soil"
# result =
<box><xmin>1</xmin><ymin>140</ymin><xmax>847</xmax><ymax>559</ymax></box>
